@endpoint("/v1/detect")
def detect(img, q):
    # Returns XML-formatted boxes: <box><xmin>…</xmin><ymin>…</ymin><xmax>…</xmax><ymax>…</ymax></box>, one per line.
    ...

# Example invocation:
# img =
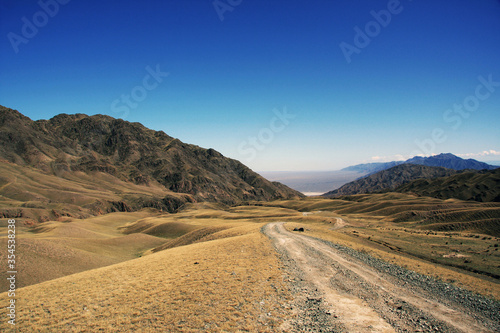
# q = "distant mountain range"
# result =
<box><xmin>341</xmin><ymin>161</ymin><xmax>404</xmax><ymax>174</ymax></box>
<box><xmin>342</xmin><ymin>153</ymin><xmax>497</xmax><ymax>174</ymax></box>
<box><xmin>325</xmin><ymin>154</ymin><xmax>499</xmax><ymax>202</ymax></box>
<box><xmin>0</xmin><ymin>106</ymin><xmax>302</xmax><ymax>220</ymax></box>
<box><xmin>405</xmin><ymin>153</ymin><xmax>498</xmax><ymax>170</ymax></box>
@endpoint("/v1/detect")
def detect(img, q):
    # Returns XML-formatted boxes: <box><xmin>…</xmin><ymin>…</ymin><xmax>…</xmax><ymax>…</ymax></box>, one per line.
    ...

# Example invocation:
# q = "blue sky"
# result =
<box><xmin>1</xmin><ymin>0</ymin><xmax>499</xmax><ymax>171</ymax></box>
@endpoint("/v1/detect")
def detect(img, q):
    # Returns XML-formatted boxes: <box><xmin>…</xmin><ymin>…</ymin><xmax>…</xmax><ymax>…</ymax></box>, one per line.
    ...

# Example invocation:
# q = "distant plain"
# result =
<box><xmin>259</xmin><ymin>170</ymin><xmax>365</xmax><ymax>196</ymax></box>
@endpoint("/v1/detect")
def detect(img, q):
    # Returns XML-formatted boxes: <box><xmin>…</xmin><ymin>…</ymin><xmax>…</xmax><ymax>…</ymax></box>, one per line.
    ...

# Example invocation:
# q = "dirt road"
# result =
<box><xmin>263</xmin><ymin>222</ymin><xmax>500</xmax><ymax>333</ymax></box>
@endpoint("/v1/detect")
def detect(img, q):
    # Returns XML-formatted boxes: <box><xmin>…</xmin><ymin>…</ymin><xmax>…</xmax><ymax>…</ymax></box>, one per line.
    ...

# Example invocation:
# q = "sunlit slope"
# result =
<box><xmin>0</xmin><ymin>160</ymin><xmax>189</xmax><ymax>222</ymax></box>
<box><xmin>0</xmin><ymin>211</ymin><xmax>168</xmax><ymax>292</ymax></box>
<box><xmin>0</xmin><ymin>226</ymin><xmax>289</xmax><ymax>332</ymax></box>
<box><xmin>263</xmin><ymin>193</ymin><xmax>500</xmax><ymax>236</ymax></box>
<box><xmin>0</xmin><ymin>204</ymin><xmax>303</xmax><ymax>292</ymax></box>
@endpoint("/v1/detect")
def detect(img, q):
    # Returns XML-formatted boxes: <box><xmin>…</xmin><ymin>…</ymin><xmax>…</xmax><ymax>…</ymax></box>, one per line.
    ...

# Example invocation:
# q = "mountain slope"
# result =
<box><xmin>0</xmin><ymin>106</ymin><xmax>303</xmax><ymax>212</ymax></box>
<box><xmin>342</xmin><ymin>153</ymin><xmax>496</xmax><ymax>175</ymax></box>
<box><xmin>323</xmin><ymin>164</ymin><xmax>459</xmax><ymax>198</ymax></box>
<box><xmin>395</xmin><ymin>168</ymin><xmax>500</xmax><ymax>202</ymax></box>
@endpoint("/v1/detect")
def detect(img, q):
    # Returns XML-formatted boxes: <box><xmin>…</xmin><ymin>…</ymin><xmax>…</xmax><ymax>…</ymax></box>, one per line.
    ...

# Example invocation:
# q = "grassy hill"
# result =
<box><xmin>0</xmin><ymin>203</ymin><xmax>303</xmax><ymax>292</ymax></box>
<box><xmin>0</xmin><ymin>222</ymin><xmax>290</xmax><ymax>332</ymax></box>
<box><xmin>1</xmin><ymin>194</ymin><xmax>499</xmax><ymax>331</ymax></box>
<box><xmin>0</xmin><ymin>193</ymin><xmax>500</xmax><ymax>332</ymax></box>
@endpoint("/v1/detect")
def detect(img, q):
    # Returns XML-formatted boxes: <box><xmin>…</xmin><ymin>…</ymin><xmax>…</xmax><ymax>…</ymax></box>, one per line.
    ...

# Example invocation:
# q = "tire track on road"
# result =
<box><xmin>264</xmin><ymin>222</ymin><xmax>497</xmax><ymax>333</ymax></box>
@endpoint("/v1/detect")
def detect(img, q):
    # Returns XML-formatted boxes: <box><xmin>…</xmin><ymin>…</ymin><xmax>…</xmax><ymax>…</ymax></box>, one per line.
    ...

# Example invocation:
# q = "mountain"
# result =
<box><xmin>323</xmin><ymin>164</ymin><xmax>459</xmax><ymax>198</ymax></box>
<box><xmin>394</xmin><ymin>168</ymin><xmax>500</xmax><ymax>202</ymax></box>
<box><xmin>405</xmin><ymin>153</ymin><xmax>498</xmax><ymax>171</ymax></box>
<box><xmin>342</xmin><ymin>153</ymin><xmax>497</xmax><ymax>175</ymax></box>
<box><xmin>341</xmin><ymin>161</ymin><xmax>404</xmax><ymax>174</ymax></box>
<box><xmin>0</xmin><ymin>106</ymin><xmax>303</xmax><ymax>219</ymax></box>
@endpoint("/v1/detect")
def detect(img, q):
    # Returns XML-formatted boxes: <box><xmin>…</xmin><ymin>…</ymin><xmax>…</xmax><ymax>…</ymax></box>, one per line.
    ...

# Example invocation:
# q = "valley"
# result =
<box><xmin>2</xmin><ymin>0</ymin><xmax>499</xmax><ymax>330</ymax></box>
<box><xmin>1</xmin><ymin>194</ymin><xmax>499</xmax><ymax>332</ymax></box>
<box><xmin>1</xmin><ymin>107</ymin><xmax>499</xmax><ymax>331</ymax></box>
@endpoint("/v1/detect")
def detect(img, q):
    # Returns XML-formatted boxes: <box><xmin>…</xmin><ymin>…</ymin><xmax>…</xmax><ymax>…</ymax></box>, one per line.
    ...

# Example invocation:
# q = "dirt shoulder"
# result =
<box><xmin>263</xmin><ymin>222</ymin><xmax>500</xmax><ymax>333</ymax></box>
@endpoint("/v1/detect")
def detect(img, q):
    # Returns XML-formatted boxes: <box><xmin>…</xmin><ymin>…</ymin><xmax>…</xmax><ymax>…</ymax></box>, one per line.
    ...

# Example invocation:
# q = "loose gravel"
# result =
<box><xmin>263</xmin><ymin>223</ymin><xmax>500</xmax><ymax>333</ymax></box>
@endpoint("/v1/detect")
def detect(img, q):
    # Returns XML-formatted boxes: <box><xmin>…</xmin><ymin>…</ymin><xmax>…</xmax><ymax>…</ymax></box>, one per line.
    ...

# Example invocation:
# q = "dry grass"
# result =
<box><xmin>0</xmin><ymin>204</ymin><xmax>301</xmax><ymax>332</ymax></box>
<box><xmin>0</xmin><ymin>225</ymin><xmax>290</xmax><ymax>332</ymax></box>
<box><xmin>0</xmin><ymin>160</ymin><xmax>185</xmax><ymax>222</ymax></box>
<box><xmin>2</xmin><ymin>194</ymin><xmax>499</xmax><ymax>331</ymax></box>
<box><xmin>0</xmin><ymin>204</ymin><xmax>301</xmax><ymax>293</ymax></box>
<box><xmin>0</xmin><ymin>211</ymin><xmax>167</xmax><ymax>291</ymax></box>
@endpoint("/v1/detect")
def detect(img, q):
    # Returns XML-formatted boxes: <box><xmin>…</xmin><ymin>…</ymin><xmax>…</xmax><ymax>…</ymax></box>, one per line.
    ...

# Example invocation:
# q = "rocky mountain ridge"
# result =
<box><xmin>0</xmin><ymin>106</ymin><xmax>303</xmax><ymax>218</ymax></box>
<box><xmin>324</xmin><ymin>164</ymin><xmax>460</xmax><ymax>198</ymax></box>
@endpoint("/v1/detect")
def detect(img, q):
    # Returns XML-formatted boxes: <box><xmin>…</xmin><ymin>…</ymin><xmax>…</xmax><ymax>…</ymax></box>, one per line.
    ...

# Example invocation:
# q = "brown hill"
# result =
<box><xmin>0</xmin><ymin>106</ymin><xmax>302</xmax><ymax>219</ymax></box>
<box><xmin>323</xmin><ymin>164</ymin><xmax>459</xmax><ymax>198</ymax></box>
<box><xmin>394</xmin><ymin>168</ymin><xmax>500</xmax><ymax>202</ymax></box>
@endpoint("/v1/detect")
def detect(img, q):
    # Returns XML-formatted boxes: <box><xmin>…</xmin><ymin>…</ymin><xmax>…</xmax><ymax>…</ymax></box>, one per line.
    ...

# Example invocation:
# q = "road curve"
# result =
<box><xmin>263</xmin><ymin>222</ymin><xmax>498</xmax><ymax>333</ymax></box>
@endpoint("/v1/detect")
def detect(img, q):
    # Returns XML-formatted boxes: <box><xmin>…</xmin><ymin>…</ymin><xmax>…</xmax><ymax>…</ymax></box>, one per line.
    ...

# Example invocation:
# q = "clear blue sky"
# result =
<box><xmin>1</xmin><ymin>0</ymin><xmax>499</xmax><ymax>171</ymax></box>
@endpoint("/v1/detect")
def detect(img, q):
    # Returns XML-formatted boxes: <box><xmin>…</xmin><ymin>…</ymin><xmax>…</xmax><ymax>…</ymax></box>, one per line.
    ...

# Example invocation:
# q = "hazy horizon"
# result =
<box><xmin>1</xmin><ymin>0</ymin><xmax>499</xmax><ymax>171</ymax></box>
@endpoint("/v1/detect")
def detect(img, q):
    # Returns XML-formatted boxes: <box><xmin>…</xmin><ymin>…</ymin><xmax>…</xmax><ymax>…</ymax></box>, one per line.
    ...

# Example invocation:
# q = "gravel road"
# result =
<box><xmin>263</xmin><ymin>222</ymin><xmax>500</xmax><ymax>333</ymax></box>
